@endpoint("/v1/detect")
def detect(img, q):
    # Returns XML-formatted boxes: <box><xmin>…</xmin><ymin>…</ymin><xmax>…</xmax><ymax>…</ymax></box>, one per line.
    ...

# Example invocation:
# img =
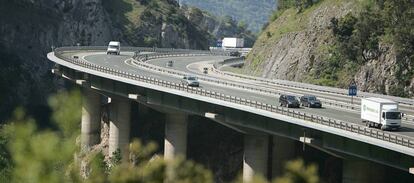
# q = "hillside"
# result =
<box><xmin>182</xmin><ymin>6</ymin><xmax>257</xmax><ymax>47</ymax></box>
<box><xmin>0</xmin><ymin>0</ymin><xmax>210</xmax><ymax>123</ymax></box>
<box><xmin>102</xmin><ymin>0</ymin><xmax>209</xmax><ymax>48</ymax></box>
<box><xmin>180</xmin><ymin>0</ymin><xmax>277</xmax><ymax>33</ymax></box>
<box><xmin>244</xmin><ymin>0</ymin><xmax>414</xmax><ymax>97</ymax></box>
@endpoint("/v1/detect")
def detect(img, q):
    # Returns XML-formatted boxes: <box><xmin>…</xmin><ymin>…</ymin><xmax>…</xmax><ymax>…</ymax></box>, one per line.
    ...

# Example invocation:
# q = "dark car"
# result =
<box><xmin>166</xmin><ymin>60</ymin><xmax>174</xmax><ymax>67</ymax></box>
<box><xmin>279</xmin><ymin>95</ymin><xmax>300</xmax><ymax>108</ymax></box>
<box><xmin>300</xmin><ymin>95</ymin><xmax>322</xmax><ymax>108</ymax></box>
<box><xmin>229</xmin><ymin>51</ymin><xmax>240</xmax><ymax>57</ymax></box>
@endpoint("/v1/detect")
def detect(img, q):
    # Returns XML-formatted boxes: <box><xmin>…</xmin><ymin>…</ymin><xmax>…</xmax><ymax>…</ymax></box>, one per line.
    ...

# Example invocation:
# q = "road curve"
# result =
<box><xmin>75</xmin><ymin>52</ymin><xmax>414</xmax><ymax>138</ymax></box>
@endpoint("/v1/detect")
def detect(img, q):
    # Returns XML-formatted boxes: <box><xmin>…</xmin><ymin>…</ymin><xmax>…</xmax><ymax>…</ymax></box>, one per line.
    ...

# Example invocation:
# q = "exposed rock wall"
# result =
<box><xmin>245</xmin><ymin>1</ymin><xmax>353</xmax><ymax>79</ymax></box>
<box><xmin>245</xmin><ymin>0</ymin><xmax>414</xmax><ymax>97</ymax></box>
<box><xmin>0</xmin><ymin>0</ymin><xmax>210</xmax><ymax>122</ymax></box>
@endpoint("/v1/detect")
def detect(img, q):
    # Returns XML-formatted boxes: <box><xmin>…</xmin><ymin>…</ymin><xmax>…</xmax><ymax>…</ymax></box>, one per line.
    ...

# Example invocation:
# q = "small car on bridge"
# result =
<box><xmin>229</xmin><ymin>51</ymin><xmax>241</xmax><ymax>57</ymax></box>
<box><xmin>181</xmin><ymin>75</ymin><xmax>199</xmax><ymax>87</ymax></box>
<box><xmin>279</xmin><ymin>95</ymin><xmax>300</xmax><ymax>108</ymax></box>
<box><xmin>300</xmin><ymin>95</ymin><xmax>322</xmax><ymax>108</ymax></box>
<box><xmin>166</xmin><ymin>60</ymin><xmax>174</xmax><ymax>67</ymax></box>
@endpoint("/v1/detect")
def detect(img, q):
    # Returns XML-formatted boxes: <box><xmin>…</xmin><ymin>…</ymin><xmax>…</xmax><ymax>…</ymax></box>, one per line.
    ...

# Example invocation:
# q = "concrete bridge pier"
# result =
<box><xmin>164</xmin><ymin>113</ymin><xmax>188</xmax><ymax>160</ymax></box>
<box><xmin>271</xmin><ymin>136</ymin><xmax>296</xmax><ymax>178</ymax></box>
<box><xmin>108</xmin><ymin>97</ymin><xmax>131</xmax><ymax>157</ymax></box>
<box><xmin>243</xmin><ymin>134</ymin><xmax>269</xmax><ymax>182</ymax></box>
<box><xmin>81</xmin><ymin>88</ymin><xmax>101</xmax><ymax>151</ymax></box>
<box><xmin>342</xmin><ymin>157</ymin><xmax>385</xmax><ymax>183</ymax></box>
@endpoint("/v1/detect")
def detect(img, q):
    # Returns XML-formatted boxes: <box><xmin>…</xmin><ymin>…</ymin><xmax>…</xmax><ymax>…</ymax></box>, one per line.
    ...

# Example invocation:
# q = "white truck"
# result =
<box><xmin>361</xmin><ymin>98</ymin><xmax>403</xmax><ymax>131</ymax></box>
<box><xmin>222</xmin><ymin>38</ymin><xmax>244</xmax><ymax>48</ymax></box>
<box><xmin>107</xmin><ymin>41</ymin><xmax>121</xmax><ymax>55</ymax></box>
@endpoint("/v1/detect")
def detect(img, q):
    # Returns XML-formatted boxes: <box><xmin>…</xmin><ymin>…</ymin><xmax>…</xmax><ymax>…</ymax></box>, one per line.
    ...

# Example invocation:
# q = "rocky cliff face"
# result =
<box><xmin>0</xmin><ymin>0</ymin><xmax>210</xmax><ymax>122</ymax></box>
<box><xmin>244</xmin><ymin>0</ymin><xmax>414</xmax><ymax>97</ymax></box>
<box><xmin>245</xmin><ymin>1</ymin><xmax>352</xmax><ymax>79</ymax></box>
<box><xmin>355</xmin><ymin>44</ymin><xmax>413</xmax><ymax>96</ymax></box>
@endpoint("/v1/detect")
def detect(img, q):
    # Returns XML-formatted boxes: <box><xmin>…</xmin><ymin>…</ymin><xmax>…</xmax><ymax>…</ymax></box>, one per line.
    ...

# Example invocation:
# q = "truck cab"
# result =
<box><xmin>380</xmin><ymin>108</ymin><xmax>402</xmax><ymax>130</ymax></box>
<box><xmin>107</xmin><ymin>41</ymin><xmax>121</xmax><ymax>55</ymax></box>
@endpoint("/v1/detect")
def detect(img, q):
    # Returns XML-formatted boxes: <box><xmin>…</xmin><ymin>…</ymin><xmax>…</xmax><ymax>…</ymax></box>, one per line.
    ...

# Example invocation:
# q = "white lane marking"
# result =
<box><xmin>79</xmin><ymin>54</ymin><xmax>414</xmax><ymax>130</ymax></box>
<box><xmin>125</xmin><ymin>57</ymin><xmax>414</xmax><ymax>126</ymax></box>
<box><xmin>249</xmin><ymin>95</ymin><xmax>269</xmax><ymax>102</ymax></box>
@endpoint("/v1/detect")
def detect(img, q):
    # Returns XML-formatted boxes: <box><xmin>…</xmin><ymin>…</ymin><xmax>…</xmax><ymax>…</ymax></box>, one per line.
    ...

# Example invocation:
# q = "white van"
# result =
<box><xmin>107</xmin><ymin>41</ymin><xmax>121</xmax><ymax>55</ymax></box>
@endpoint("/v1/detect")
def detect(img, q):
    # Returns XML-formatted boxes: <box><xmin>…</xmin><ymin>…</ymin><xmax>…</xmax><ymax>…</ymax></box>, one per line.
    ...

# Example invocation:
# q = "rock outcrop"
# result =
<box><xmin>244</xmin><ymin>0</ymin><xmax>414</xmax><ymax>97</ymax></box>
<box><xmin>0</xmin><ymin>0</ymin><xmax>210</xmax><ymax>122</ymax></box>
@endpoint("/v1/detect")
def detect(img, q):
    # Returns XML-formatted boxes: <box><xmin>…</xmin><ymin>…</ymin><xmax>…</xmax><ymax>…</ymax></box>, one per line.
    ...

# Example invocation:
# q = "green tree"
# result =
<box><xmin>0</xmin><ymin>126</ymin><xmax>12</xmax><ymax>182</ymax></box>
<box><xmin>274</xmin><ymin>159</ymin><xmax>319</xmax><ymax>183</ymax></box>
<box><xmin>0</xmin><ymin>90</ymin><xmax>322</xmax><ymax>183</ymax></box>
<box><xmin>2</xmin><ymin>90</ymin><xmax>82</xmax><ymax>183</ymax></box>
<box><xmin>0</xmin><ymin>89</ymin><xmax>215</xmax><ymax>183</ymax></box>
<box><xmin>232</xmin><ymin>159</ymin><xmax>320</xmax><ymax>183</ymax></box>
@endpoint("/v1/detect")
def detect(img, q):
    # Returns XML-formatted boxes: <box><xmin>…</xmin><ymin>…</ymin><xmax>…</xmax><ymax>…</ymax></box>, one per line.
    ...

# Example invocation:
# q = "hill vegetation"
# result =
<box><xmin>0</xmin><ymin>90</ymin><xmax>320</xmax><ymax>183</ymax></box>
<box><xmin>180</xmin><ymin>0</ymin><xmax>277</xmax><ymax>33</ymax></box>
<box><xmin>183</xmin><ymin>6</ymin><xmax>257</xmax><ymax>47</ymax></box>
<box><xmin>327</xmin><ymin>0</ymin><xmax>414</xmax><ymax>96</ymax></box>
<box><xmin>102</xmin><ymin>0</ymin><xmax>208</xmax><ymax>49</ymax></box>
<box><xmin>244</xmin><ymin>0</ymin><xmax>414</xmax><ymax>97</ymax></box>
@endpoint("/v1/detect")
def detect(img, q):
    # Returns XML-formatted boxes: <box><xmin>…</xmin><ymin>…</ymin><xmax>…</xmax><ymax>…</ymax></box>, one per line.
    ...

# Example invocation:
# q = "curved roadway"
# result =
<box><xmin>67</xmin><ymin>51</ymin><xmax>414</xmax><ymax>138</ymax></box>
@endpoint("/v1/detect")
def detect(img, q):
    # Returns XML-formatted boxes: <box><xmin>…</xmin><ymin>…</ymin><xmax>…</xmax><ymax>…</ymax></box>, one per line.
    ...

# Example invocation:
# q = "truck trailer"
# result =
<box><xmin>361</xmin><ymin>97</ymin><xmax>402</xmax><ymax>131</ymax></box>
<box><xmin>222</xmin><ymin>38</ymin><xmax>244</xmax><ymax>48</ymax></box>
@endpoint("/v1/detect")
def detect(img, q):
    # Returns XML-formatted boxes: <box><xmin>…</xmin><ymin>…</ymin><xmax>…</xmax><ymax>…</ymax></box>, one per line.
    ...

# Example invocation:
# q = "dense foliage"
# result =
<box><xmin>277</xmin><ymin>0</ymin><xmax>320</xmax><ymax>11</ymax></box>
<box><xmin>184</xmin><ymin>6</ymin><xmax>257</xmax><ymax>47</ymax></box>
<box><xmin>270</xmin><ymin>0</ymin><xmax>321</xmax><ymax>22</ymax></box>
<box><xmin>0</xmin><ymin>44</ymin><xmax>53</xmax><ymax>125</ymax></box>
<box><xmin>102</xmin><ymin>0</ymin><xmax>209</xmax><ymax>49</ymax></box>
<box><xmin>327</xmin><ymin>0</ymin><xmax>414</xmax><ymax>96</ymax></box>
<box><xmin>179</xmin><ymin>0</ymin><xmax>277</xmax><ymax>33</ymax></box>
<box><xmin>0</xmin><ymin>90</ymin><xmax>320</xmax><ymax>183</ymax></box>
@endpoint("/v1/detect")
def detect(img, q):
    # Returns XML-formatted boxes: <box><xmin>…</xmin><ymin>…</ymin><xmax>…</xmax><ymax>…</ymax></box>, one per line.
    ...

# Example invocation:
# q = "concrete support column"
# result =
<box><xmin>164</xmin><ymin>113</ymin><xmax>188</xmax><ymax>160</ymax></box>
<box><xmin>109</xmin><ymin>97</ymin><xmax>131</xmax><ymax>157</ymax></box>
<box><xmin>243</xmin><ymin>135</ymin><xmax>269</xmax><ymax>182</ymax></box>
<box><xmin>342</xmin><ymin>157</ymin><xmax>385</xmax><ymax>183</ymax></box>
<box><xmin>138</xmin><ymin>104</ymin><xmax>149</xmax><ymax>116</ymax></box>
<box><xmin>81</xmin><ymin>88</ymin><xmax>101</xmax><ymax>151</ymax></box>
<box><xmin>271</xmin><ymin>136</ymin><xmax>296</xmax><ymax>178</ymax></box>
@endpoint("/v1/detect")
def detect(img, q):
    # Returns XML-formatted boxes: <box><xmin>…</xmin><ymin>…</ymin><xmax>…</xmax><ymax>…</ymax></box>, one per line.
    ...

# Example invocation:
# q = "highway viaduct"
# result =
<box><xmin>48</xmin><ymin>47</ymin><xmax>414</xmax><ymax>183</ymax></box>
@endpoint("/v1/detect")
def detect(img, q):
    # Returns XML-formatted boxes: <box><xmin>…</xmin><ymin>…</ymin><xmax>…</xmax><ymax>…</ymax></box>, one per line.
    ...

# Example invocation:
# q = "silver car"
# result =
<box><xmin>181</xmin><ymin>75</ymin><xmax>199</xmax><ymax>87</ymax></box>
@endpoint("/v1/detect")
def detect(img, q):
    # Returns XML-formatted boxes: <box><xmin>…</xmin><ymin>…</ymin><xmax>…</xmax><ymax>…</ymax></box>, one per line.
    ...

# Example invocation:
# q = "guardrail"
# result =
<box><xmin>53</xmin><ymin>47</ymin><xmax>414</xmax><ymax>150</ymax></box>
<box><xmin>133</xmin><ymin>51</ymin><xmax>230</xmax><ymax>61</ymax></box>
<box><xmin>213</xmin><ymin>57</ymin><xmax>244</xmax><ymax>69</ymax></box>
<box><xmin>55</xmin><ymin>47</ymin><xmax>414</xmax><ymax>106</ymax></box>
<box><xmin>208</xmin><ymin>57</ymin><xmax>414</xmax><ymax>107</ymax></box>
<box><xmin>56</xmin><ymin>46</ymin><xmax>226</xmax><ymax>53</ymax></box>
<box><xmin>132</xmin><ymin>56</ymin><xmax>358</xmax><ymax>109</ymax></box>
<box><xmin>132</xmin><ymin>51</ymin><xmax>414</xmax><ymax>123</ymax></box>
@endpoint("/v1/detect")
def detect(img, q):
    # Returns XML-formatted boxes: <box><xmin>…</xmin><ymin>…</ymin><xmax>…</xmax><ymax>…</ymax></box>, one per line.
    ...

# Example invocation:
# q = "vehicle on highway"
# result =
<box><xmin>279</xmin><ymin>95</ymin><xmax>300</xmax><ymax>108</ymax></box>
<box><xmin>107</xmin><ymin>41</ymin><xmax>121</xmax><ymax>55</ymax></box>
<box><xmin>300</xmin><ymin>95</ymin><xmax>322</xmax><ymax>108</ymax></box>
<box><xmin>181</xmin><ymin>75</ymin><xmax>199</xmax><ymax>87</ymax></box>
<box><xmin>361</xmin><ymin>98</ymin><xmax>402</xmax><ymax>131</ymax></box>
<box><xmin>203</xmin><ymin>67</ymin><xmax>208</xmax><ymax>74</ymax></box>
<box><xmin>222</xmin><ymin>37</ymin><xmax>244</xmax><ymax>48</ymax></box>
<box><xmin>166</xmin><ymin>60</ymin><xmax>174</xmax><ymax>67</ymax></box>
<box><xmin>229</xmin><ymin>51</ymin><xmax>241</xmax><ymax>57</ymax></box>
